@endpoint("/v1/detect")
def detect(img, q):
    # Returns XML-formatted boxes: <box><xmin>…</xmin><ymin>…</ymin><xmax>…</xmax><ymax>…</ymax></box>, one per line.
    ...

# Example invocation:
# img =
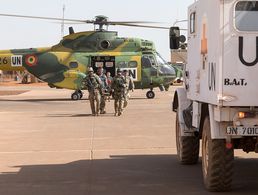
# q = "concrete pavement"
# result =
<box><xmin>0</xmin><ymin>86</ymin><xmax>258</xmax><ymax>195</ymax></box>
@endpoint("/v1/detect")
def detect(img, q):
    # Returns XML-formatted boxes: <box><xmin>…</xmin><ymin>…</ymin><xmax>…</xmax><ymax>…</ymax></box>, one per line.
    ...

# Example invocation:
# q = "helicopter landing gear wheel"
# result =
<box><xmin>146</xmin><ymin>90</ymin><xmax>155</xmax><ymax>99</ymax></box>
<box><xmin>71</xmin><ymin>92</ymin><xmax>80</xmax><ymax>101</ymax></box>
<box><xmin>77</xmin><ymin>90</ymin><xmax>83</xmax><ymax>99</ymax></box>
<box><xmin>71</xmin><ymin>90</ymin><xmax>83</xmax><ymax>100</ymax></box>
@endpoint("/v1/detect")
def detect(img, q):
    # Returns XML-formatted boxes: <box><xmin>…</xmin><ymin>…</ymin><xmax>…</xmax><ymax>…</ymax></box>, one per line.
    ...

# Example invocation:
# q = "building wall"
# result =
<box><xmin>170</xmin><ymin>49</ymin><xmax>187</xmax><ymax>64</ymax></box>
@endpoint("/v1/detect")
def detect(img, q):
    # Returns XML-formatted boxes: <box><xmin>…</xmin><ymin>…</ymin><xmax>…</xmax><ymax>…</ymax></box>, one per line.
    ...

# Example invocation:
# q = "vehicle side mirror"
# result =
<box><xmin>170</xmin><ymin>27</ymin><xmax>180</xmax><ymax>49</ymax></box>
<box><xmin>179</xmin><ymin>35</ymin><xmax>186</xmax><ymax>43</ymax></box>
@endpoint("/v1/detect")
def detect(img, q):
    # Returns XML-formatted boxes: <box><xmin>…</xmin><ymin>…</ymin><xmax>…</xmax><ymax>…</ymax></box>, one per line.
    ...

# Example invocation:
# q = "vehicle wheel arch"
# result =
<box><xmin>172</xmin><ymin>91</ymin><xmax>179</xmax><ymax>112</ymax></box>
<box><xmin>199</xmin><ymin>103</ymin><xmax>209</xmax><ymax>139</ymax></box>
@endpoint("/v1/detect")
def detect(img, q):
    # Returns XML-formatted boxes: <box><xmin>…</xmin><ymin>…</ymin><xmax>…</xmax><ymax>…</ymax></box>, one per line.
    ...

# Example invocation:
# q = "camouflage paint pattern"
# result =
<box><xmin>0</xmin><ymin>30</ymin><xmax>179</xmax><ymax>91</ymax></box>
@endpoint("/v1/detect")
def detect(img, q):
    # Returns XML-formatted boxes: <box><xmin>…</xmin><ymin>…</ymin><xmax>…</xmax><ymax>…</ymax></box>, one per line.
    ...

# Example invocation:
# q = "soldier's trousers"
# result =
<box><xmin>114</xmin><ymin>98</ymin><xmax>124</xmax><ymax>114</ymax></box>
<box><xmin>123</xmin><ymin>90</ymin><xmax>130</xmax><ymax>108</ymax></box>
<box><xmin>114</xmin><ymin>92</ymin><xmax>124</xmax><ymax>114</ymax></box>
<box><xmin>100</xmin><ymin>95</ymin><xmax>106</xmax><ymax>112</ymax></box>
<box><xmin>89</xmin><ymin>90</ymin><xmax>100</xmax><ymax>115</ymax></box>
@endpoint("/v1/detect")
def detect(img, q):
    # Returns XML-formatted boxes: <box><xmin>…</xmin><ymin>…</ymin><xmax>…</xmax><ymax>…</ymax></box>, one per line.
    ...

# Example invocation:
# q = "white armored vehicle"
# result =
<box><xmin>171</xmin><ymin>0</ymin><xmax>258</xmax><ymax>192</ymax></box>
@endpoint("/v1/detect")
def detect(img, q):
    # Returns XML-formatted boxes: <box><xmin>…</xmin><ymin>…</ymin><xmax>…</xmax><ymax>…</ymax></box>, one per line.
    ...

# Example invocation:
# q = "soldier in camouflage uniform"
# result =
<box><xmin>106</xmin><ymin>71</ymin><xmax>113</xmax><ymax>102</ymax></box>
<box><xmin>123</xmin><ymin>69</ymin><xmax>135</xmax><ymax>108</ymax></box>
<box><xmin>112</xmin><ymin>68</ymin><xmax>126</xmax><ymax>116</ymax></box>
<box><xmin>97</xmin><ymin>67</ymin><xmax>108</xmax><ymax>114</ymax></box>
<box><xmin>84</xmin><ymin>67</ymin><xmax>102</xmax><ymax>116</ymax></box>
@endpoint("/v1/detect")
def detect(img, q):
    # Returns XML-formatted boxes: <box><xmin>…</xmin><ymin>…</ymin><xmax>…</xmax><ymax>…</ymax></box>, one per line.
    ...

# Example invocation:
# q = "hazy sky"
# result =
<box><xmin>0</xmin><ymin>0</ymin><xmax>194</xmax><ymax>61</ymax></box>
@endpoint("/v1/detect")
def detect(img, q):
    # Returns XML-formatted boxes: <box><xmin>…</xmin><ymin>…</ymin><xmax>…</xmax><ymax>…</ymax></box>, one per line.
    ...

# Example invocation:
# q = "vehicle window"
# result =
<box><xmin>141</xmin><ymin>56</ymin><xmax>152</xmax><ymax>68</ymax></box>
<box><xmin>190</xmin><ymin>12</ymin><xmax>196</xmax><ymax>34</ymax></box>
<box><xmin>159</xmin><ymin>65</ymin><xmax>176</xmax><ymax>76</ymax></box>
<box><xmin>235</xmin><ymin>1</ymin><xmax>258</xmax><ymax>31</ymax></box>
<box><xmin>128</xmin><ymin>61</ymin><xmax>137</xmax><ymax>68</ymax></box>
<box><xmin>117</xmin><ymin>61</ymin><xmax>127</xmax><ymax>68</ymax></box>
<box><xmin>148</xmin><ymin>56</ymin><xmax>157</xmax><ymax>66</ymax></box>
<box><xmin>156</xmin><ymin>53</ymin><xmax>167</xmax><ymax>66</ymax></box>
<box><xmin>95</xmin><ymin>62</ymin><xmax>104</xmax><ymax>68</ymax></box>
<box><xmin>69</xmin><ymin>61</ymin><xmax>78</xmax><ymax>68</ymax></box>
<box><xmin>105</xmin><ymin>62</ymin><xmax>114</xmax><ymax>68</ymax></box>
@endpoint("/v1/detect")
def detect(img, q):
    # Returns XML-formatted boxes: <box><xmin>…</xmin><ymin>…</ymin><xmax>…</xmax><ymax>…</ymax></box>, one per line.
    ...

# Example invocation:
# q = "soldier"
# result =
<box><xmin>84</xmin><ymin>67</ymin><xmax>102</xmax><ymax>116</ymax></box>
<box><xmin>106</xmin><ymin>71</ymin><xmax>113</xmax><ymax>102</ymax></box>
<box><xmin>106</xmin><ymin>71</ymin><xmax>113</xmax><ymax>89</ymax></box>
<box><xmin>97</xmin><ymin>67</ymin><xmax>108</xmax><ymax>114</ymax></box>
<box><xmin>112</xmin><ymin>68</ymin><xmax>126</xmax><ymax>116</ymax></box>
<box><xmin>123</xmin><ymin>69</ymin><xmax>135</xmax><ymax>108</ymax></box>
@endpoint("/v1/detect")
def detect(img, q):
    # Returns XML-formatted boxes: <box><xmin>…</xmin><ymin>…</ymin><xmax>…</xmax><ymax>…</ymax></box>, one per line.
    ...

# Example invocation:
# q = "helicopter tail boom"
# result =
<box><xmin>0</xmin><ymin>52</ymin><xmax>25</xmax><ymax>71</ymax></box>
<box><xmin>0</xmin><ymin>47</ymin><xmax>51</xmax><ymax>71</ymax></box>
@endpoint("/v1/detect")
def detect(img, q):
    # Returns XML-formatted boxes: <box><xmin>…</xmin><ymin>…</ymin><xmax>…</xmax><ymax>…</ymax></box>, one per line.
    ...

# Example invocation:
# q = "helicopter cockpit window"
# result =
<box><xmin>142</xmin><ymin>55</ymin><xmax>156</xmax><ymax>68</ymax></box>
<box><xmin>149</xmin><ymin>56</ymin><xmax>157</xmax><ymax>66</ymax></box>
<box><xmin>128</xmin><ymin>61</ymin><xmax>137</xmax><ymax>68</ymax></box>
<box><xmin>69</xmin><ymin>61</ymin><xmax>79</xmax><ymax>69</ymax></box>
<box><xmin>159</xmin><ymin>64</ymin><xmax>176</xmax><ymax>76</ymax></box>
<box><xmin>156</xmin><ymin>53</ymin><xmax>167</xmax><ymax>66</ymax></box>
<box><xmin>155</xmin><ymin>53</ymin><xmax>176</xmax><ymax>76</ymax></box>
<box><xmin>141</xmin><ymin>56</ymin><xmax>151</xmax><ymax>68</ymax></box>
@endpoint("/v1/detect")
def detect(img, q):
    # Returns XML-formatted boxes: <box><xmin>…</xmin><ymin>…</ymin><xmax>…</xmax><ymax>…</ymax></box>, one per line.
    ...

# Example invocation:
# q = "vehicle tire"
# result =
<box><xmin>176</xmin><ymin>112</ymin><xmax>199</xmax><ymax>164</ymax></box>
<box><xmin>146</xmin><ymin>90</ymin><xmax>155</xmax><ymax>99</ymax></box>
<box><xmin>71</xmin><ymin>92</ymin><xmax>80</xmax><ymax>101</ymax></box>
<box><xmin>202</xmin><ymin>116</ymin><xmax>234</xmax><ymax>192</ymax></box>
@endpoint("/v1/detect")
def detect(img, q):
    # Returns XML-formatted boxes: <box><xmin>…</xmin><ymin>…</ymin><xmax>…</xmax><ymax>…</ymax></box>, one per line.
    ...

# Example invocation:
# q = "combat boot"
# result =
<box><xmin>100</xmin><ymin>110</ymin><xmax>106</xmax><ymax>114</ymax></box>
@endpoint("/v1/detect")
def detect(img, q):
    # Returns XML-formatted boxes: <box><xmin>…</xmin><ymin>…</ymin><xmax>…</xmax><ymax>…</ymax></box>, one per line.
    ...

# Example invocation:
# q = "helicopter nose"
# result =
<box><xmin>163</xmin><ymin>77</ymin><xmax>175</xmax><ymax>84</ymax></box>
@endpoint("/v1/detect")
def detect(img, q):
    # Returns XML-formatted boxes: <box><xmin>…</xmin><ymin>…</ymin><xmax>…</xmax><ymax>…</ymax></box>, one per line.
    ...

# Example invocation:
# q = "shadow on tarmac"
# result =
<box><xmin>0</xmin><ymin>155</ymin><xmax>258</xmax><ymax>195</ymax></box>
<box><xmin>0</xmin><ymin>97</ymin><xmax>147</xmax><ymax>102</ymax></box>
<box><xmin>46</xmin><ymin>113</ymin><xmax>116</xmax><ymax>118</ymax></box>
<box><xmin>129</xmin><ymin>97</ymin><xmax>150</xmax><ymax>100</ymax></box>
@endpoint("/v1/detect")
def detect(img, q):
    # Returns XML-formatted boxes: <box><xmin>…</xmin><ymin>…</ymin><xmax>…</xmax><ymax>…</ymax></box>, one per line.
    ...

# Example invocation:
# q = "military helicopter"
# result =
<box><xmin>0</xmin><ymin>14</ymin><xmax>180</xmax><ymax>99</ymax></box>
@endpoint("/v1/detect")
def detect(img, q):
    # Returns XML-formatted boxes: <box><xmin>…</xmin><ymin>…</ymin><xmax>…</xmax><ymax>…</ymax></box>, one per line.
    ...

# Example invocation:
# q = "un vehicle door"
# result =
<box><xmin>223</xmin><ymin>0</ymin><xmax>258</xmax><ymax>106</ymax></box>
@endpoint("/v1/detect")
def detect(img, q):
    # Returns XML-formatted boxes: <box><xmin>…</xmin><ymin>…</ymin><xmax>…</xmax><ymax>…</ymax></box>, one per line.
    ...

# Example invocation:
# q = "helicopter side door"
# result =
<box><xmin>91</xmin><ymin>56</ymin><xmax>115</xmax><ymax>76</ymax></box>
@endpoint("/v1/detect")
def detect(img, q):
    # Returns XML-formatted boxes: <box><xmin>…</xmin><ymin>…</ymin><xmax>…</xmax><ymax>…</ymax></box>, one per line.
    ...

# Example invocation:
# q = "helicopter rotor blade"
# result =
<box><xmin>0</xmin><ymin>13</ymin><xmax>93</xmax><ymax>23</ymax></box>
<box><xmin>104</xmin><ymin>21</ymin><xmax>160</xmax><ymax>24</ymax></box>
<box><xmin>0</xmin><ymin>13</ymin><xmax>161</xmax><ymax>24</ymax></box>
<box><xmin>52</xmin><ymin>21</ymin><xmax>86</xmax><ymax>25</ymax></box>
<box><xmin>0</xmin><ymin>13</ymin><xmax>173</xmax><ymax>30</ymax></box>
<box><xmin>109</xmin><ymin>23</ymin><xmax>170</xmax><ymax>29</ymax></box>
